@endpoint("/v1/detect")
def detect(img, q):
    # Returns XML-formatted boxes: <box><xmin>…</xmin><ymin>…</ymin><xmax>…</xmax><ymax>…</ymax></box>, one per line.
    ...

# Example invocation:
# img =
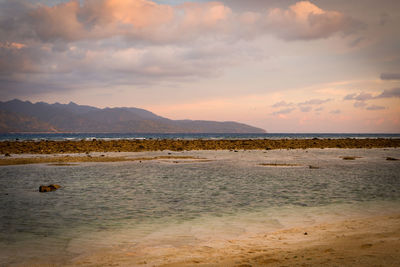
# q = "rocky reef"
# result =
<box><xmin>0</xmin><ymin>138</ymin><xmax>399</xmax><ymax>154</ymax></box>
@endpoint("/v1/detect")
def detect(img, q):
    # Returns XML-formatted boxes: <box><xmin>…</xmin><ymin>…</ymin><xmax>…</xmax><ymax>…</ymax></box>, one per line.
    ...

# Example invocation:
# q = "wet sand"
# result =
<box><xmin>62</xmin><ymin>214</ymin><xmax>400</xmax><ymax>267</ymax></box>
<box><xmin>0</xmin><ymin>155</ymin><xmax>203</xmax><ymax>166</ymax></box>
<box><xmin>1</xmin><ymin>138</ymin><xmax>399</xmax><ymax>154</ymax></box>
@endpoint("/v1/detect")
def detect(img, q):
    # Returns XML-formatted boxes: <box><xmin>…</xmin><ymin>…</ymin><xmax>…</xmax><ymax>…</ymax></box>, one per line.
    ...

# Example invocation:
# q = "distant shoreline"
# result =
<box><xmin>1</xmin><ymin>138</ymin><xmax>399</xmax><ymax>154</ymax></box>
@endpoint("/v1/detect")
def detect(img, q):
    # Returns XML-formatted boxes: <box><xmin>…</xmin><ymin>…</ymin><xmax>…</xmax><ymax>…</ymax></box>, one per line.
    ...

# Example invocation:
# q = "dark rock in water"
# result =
<box><xmin>39</xmin><ymin>186</ymin><xmax>51</xmax><ymax>192</ymax></box>
<box><xmin>39</xmin><ymin>184</ymin><xmax>61</xmax><ymax>192</ymax></box>
<box><xmin>309</xmin><ymin>165</ymin><xmax>320</xmax><ymax>169</ymax></box>
<box><xmin>341</xmin><ymin>156</ymin><xmax>357</xmax><ymax>160</ymax></box>
<box><xmin>4</xmin><ymin>153</ymin><xmax>11</xmax><ymax>157</ymax></box>
<box><xmin>49</xmin><ymin>184</ymin><xmax>61</xmax><ymax>190</ymax></box>
<box><xmin>386</xmin><ymin>157</ymin><xmax>399</xmax><ymax>161</ymax></box>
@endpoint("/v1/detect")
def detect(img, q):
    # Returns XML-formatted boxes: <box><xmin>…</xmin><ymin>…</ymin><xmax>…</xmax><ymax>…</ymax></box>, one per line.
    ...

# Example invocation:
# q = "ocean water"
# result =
<box><xmin>1</xmin><ymin>132</ymin><xmax>400</xmax><ymax>141</ymax></box>
<box><xmin>0</xmin><ymin>148</ymin><xmax>400</xmax><ymax>265</ymax></box>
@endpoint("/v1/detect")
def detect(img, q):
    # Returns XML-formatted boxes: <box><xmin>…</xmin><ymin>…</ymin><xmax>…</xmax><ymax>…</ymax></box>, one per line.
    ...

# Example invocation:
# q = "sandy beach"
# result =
<box><xmin>71</xmin><ymin>214</ymin><xmax>400</xmax><ymax>267</ymax></box>
<box><xmin>19</xmin><ymin>214</ymin><xmax>400</xmax><ymax>266</ymax></box>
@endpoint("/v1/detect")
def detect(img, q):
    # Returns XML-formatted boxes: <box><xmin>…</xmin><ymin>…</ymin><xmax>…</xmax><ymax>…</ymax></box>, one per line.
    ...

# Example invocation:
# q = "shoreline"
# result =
<box><xmin>1</xmin><ymin>138</ymin><xmax>400</xmax><ymax>154</ymax></box>
<box><xmin>63</xmin><ymin>213</ymin><xmax>400</xmax><ymax>266</ymax></box>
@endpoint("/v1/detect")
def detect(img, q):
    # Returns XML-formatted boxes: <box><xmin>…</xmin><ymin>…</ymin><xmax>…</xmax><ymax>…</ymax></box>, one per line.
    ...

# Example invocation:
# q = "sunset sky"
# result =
<box><xmin>0</xmin><ymin>0</ymin><xmax>399</xmax><ymax>132</ymax></box>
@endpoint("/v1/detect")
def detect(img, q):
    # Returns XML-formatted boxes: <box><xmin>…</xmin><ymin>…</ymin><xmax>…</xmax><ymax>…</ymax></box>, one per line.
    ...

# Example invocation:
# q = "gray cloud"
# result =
<box><xmin>343</xmin><ymin>92</ymin><xmax>373</xmax><ymax>101</ymax></box>
<box><xmin>298</xmin><ymin>98</ymin><xmax>331</xmax><ymax>106</ymax></box>
<box><xmin>349</xmin><ymin>36</ymin><xmax>365</xmax><ymax>48</ymax></box>
<box><xmin>300</xmin><ymin>106</ymin><xmax>312</xmax><ymax>112</ymax></box>
<box><xmin>377</xmin><ymin>87</ymin><xmax>400</xmax><ymax>98</ymax></box>
<box><xmin>380</xmin><ymin>12</ymin><xmax>390</xmax><ymax>26</ymax></box>
<box><xmin>271</xmin><ymin>97</ymin><xmax>330</xmax><ymax>115</ymax></box>
<box><xmin>330</xmin><ymin>109</ymin><xmax>341</xmax><ymax>114</ymax></box>
<box><xmin>272</xmin><ymin>107</ymin><xmax>296</xmax><ymax>115</ymax></box>
<box><xmin>344</xmin><ymin>88</ymin><xmax>400</xmax><ymax>102</ymax></box>
<box><xmin>366</xmin><ymin>105</ymin><xmax>386</xmax><ymax>111</ymax></box>
<box><xmin>343</xmin><ymin>88</ymin><xmax>398</xmax><ymax>111</ymax></box>
<box><xmin>353</xmin><ymin>101</ymin><xmax>367</xmax><ymax>108</ymax></box>
<box><xmin>0</xmin><ymin>36</ymin><xmax>264</xmax><ymax>98</ymax></box>
<box><xmin>271</xmin><ymin>100</ymin><xmax>294</xmax><ymax>108</ymax></box>
<box><xmin>380</xmin><ymin>73</ymin><xmax>400</xmax><ymax>80</ymax></box>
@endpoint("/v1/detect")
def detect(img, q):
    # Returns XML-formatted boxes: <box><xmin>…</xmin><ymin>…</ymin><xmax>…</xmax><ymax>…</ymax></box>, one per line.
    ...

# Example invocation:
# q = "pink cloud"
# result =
<box><xmin>178</xmin><ymin>2</ymin><xmax>232</xmax><ymax>28</ymax></box>
<box><xmin>265</xmin><ymin>1</ymin><xmax>362</xmax><ymax>40</ymax></box>
<box><xmin>30</xmin><ymin>1</ymin><xmax>85</xmax><ymax>42</ymax></box>
<box><xmin>1</xmin><ymin>0</ymin><xmax>361</xmax><ymax>44</ymax></box>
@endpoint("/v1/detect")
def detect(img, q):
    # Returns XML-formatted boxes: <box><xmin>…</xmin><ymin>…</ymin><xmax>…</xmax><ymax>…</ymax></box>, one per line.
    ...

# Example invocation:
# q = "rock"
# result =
<box><xmin>342</xmin><ymin>156</ymin><xmax>356</xmax><ymax>160</ymax></box>
<box><xmin>4</xmin><ymin>153</ymin><xmax>11</xmax><ymax>157</ymax></box>
<box><xmin>49</xmin><ymin>184</ymin><xmax>61</xmax><ymax>190</ymax></box>
<box><xmin>39</xmin><ymin>184</ymin><xmax>61</xmax><ymax>192</ymax></box>
<box><xmin>386</xmin><ymin>157</ymin><xmax>399</xmax><ymax>161</ymax></box>
<box><xmin>39</xmin><ymin>186</ymin><xmax>51</xmax><ymax>192</ymax></box>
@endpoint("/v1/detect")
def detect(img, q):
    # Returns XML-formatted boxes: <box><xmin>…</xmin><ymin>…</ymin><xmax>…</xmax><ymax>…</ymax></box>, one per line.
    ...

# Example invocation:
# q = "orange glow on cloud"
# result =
<box><xmin>104</xmin><ymin>0</ymin><xmax>174</xmax><ymax>28</ymax></box>
<box><xmin>179</xmin><ymin>2</ymin><xmax>232</xmax><ymax>27</ymax></box>
<box><xmin>0</xmin><ymin>42</ymin><xmax>26</xmax><ymax>49</ymax></box>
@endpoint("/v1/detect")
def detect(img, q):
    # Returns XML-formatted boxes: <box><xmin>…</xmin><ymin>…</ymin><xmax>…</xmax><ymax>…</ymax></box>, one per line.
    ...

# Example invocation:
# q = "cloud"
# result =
<box><xmin>353</xmin><ymin>101</ymin><xmax>367</xmax><ymax>108</ymax></box>
<box><xmin>300</xmin><ymin>106</ymin><xmax>312</xmax><ymax>112</ymax></box>
<box><xmin>342</xmin><ymin>88</ymin><xmax>399</xmax><ymax>111</ymax></box>
<box><xmin>0</xmin><ymin>0</ymin><xmax>361</xmax><ymax>45</ymax></box>
<box><xmin>271</xmin><ymin>97</ymin><xmax>330</xmax><ymax>115</ymax></box>
<box><xmin>298</xmin><ymin>98</ymin><xmax>331</xmax><ymax>106</ymax></box>
<box><xmin>330</xmin><ymin>109</ymin><xmax>341</xmax><ymax>114</ymax></box>
<box><xmin>343</xmin><ymin>92</ymin><xmax>374</xmax><ymax>101</ymax></box>
<box><xmin>272</xmin><ymin>107</ymin><xmax>296</xmax><ymax>115</ymax></box>
<box><xmin>366</xmin><ymin>105</ymin><xmax>386</xmax><ymax>111</ymax></box>
<box><xmin>0</xmin><ymin>42</ymin><xmax>26</xmax><ymax>49</ymax></box>
<box><xmin>0</xmin><ymin>0</ymin><xmax>364</xmax><ymax>97</ymax></box>
<box><xmin>376</xmin><ymin>88</ymin><xmax>400</xmax><ymax>98</ymax></box>
<box><xmin>0</xmin><ymin>0</ymin><xmax>232</xmax><ymax>44</ymax></box>
<box><xmin>264</xmin><ymin>1</ymin><xmax>363</xmax><ymax>41</ymax></box>
<box><xmin>379</xmin><ymin>12</ymin><xmax>390</xmax><ymax>26</ymax></box>
<box><xmin>271</xmin><ymin>100</ymin><xmax>294</xmax><ymax>108</ymax></box>
<box><xmin>380</xmin><ymin>73</ymin><xmax>400</xmax><ymax>80</ymax></box>
<box><xmin>344</xmin><ymin>88</ymin><xmax>400</xmax><ymax>102</ymax></box>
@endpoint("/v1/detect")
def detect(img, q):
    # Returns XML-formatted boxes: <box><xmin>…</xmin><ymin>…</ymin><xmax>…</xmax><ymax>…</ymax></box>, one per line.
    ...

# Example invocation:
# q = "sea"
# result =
<box><xmin>0</xmin><ymin>132</ymin><xmax>400</xmax><ymax>141</ymax></box>
<box><xmin>0</xmin><ymin>134</ymin><xmax>400</xmax><ymax>265</ymax></box>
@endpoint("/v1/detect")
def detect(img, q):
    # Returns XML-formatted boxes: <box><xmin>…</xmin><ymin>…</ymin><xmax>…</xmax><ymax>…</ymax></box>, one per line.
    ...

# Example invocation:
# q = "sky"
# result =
<box><xmin>0</xmin><ymin>0</ymin><xmax>399</xmax><ymax>133</ymax></box>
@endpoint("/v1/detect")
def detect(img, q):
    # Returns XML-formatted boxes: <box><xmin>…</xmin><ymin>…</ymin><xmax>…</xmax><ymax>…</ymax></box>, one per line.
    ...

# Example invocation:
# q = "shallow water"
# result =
<box><xmin>1</xmin><ymin>132</ymin><xmax>400</xmax><ymax>141</ymax></box>
<box><xmin>1</xmin><ymin>148</ymin><xmax>400</xmax><ymax>265</ymax></box>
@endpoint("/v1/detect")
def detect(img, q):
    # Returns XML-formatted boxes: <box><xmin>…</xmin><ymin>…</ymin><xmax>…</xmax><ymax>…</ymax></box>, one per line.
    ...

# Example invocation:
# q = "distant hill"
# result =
<box><xmin>0</xmin><ymin>99</ymin><xmax>266</xmax><ymax>133</ymax></box>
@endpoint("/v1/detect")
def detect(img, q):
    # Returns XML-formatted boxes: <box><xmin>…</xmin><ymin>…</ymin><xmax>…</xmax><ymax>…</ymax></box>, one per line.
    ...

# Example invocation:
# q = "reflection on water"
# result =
<box><xmin>0</xmin><ymin>148</ymin><xmax>399</xmax><ymax>265</ymax></box>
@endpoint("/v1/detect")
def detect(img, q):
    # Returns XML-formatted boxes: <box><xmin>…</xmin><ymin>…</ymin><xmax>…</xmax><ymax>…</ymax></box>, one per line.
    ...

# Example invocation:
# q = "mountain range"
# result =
<box><xmin>0</xmin><ymin>99</ymin><xmax>265</xmax><ymax>133</ymax></box>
